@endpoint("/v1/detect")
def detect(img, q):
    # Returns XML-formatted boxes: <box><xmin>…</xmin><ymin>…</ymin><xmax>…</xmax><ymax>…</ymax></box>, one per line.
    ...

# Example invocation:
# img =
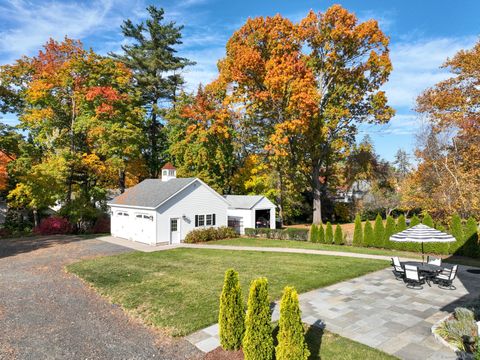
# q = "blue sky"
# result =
<box><xmin>0</xmin><ymin>0</ymin><xmax>478</xmax><ymax>162</ymax></box>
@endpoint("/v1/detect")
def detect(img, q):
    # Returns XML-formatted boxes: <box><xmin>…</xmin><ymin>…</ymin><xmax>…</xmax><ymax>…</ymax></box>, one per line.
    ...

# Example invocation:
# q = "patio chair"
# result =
<box><xmin>434</xmin><ymin>265</ymin><xmax>458</xmax><ymax>290</ymax></box>
<box><xmin>391</xmin><ymin>257</ymin><xmax>405</xmax><ymax>280</ymax></box>
<box><xmin>404</xmin><ymin>265</ymin><xmax>426</xmax><ymax>289</ymax></box>
<box><xmin>427</xmin><ymin>256</ymin><xmax>442</xmax><ymax>266</ymax></box>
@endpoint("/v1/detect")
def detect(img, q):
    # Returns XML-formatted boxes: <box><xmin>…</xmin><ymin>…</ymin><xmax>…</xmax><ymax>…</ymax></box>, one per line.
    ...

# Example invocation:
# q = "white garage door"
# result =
<box><xmin>133</xmin><ymin>213</ymin><xmax>155</xmax><ymax>244</ymax></box>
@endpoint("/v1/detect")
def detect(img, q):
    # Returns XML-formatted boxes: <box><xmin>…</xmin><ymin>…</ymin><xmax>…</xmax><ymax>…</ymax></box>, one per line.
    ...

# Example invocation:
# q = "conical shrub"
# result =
<box><xmin>243</xmin><ymin>278</ymin><xmax>273</xmax><ymax>360</ymax></box>
<box><xmin>219</xmin><ymin>269</ymin><xmax>244</xmax><ymax>350</ymax></box>
<box><xmin>463</xmin><ymin>217</ymin><xmax>479</xmax><ymax>258</ymax></box>
<box><xmin>318</xmin><ymin>224</ymin><xmax>325</xmax><ymax>243</ymax></box>
<box><xmin>325</xmin><ymin>222</ymin><xmax>333</xmax><ymax>244</ymax></box>
<box><xmin>352</xmin><ymin>214</ymin><xmax>363</xmax><ymax>247</ymax></box>
<box><xmin>396</xmin><ymin>214</ymin><xmax>407</xmax><ymax>232</ymax></box>
<box><xmin>384</xmin><ymin>216</ymin><xmax>396</xmax><ymax>249</ymax></box>
<box><xmin>374</xmin><ymin>214</ymin><xmax>384</xmax><ymax>248</ymax></box>
<box><xmin>449</xmin><ymin>213</ymin><xmax>464</xmax><ymax>254</ymax></box>
<box><xmin>410</xmin><ymin>214</ymin><xmax>421</xmax><ymax>227</ymax></box>
<box><xmin>334</xmin><ymin>224</ymin><xmax>344</xmax><ymax>245</ymax></box>
<box><xmin>422</xmin><ymin>213</ymin><xmax>434</xmax><ymax>227</ymax></box>
<box><xmin>309</xmin><ymin>224</ymin><xmax>317</xmax><ymax>243</ymax></box>
<box><xmin>275</xmin><ymin>287</ymin><xmax>309</xmax><ymax>360</ymax></box>
<box><xmin>364</xmin><ymin>221</ymin><xmax>374</xmax><ymax>247</ymax></box>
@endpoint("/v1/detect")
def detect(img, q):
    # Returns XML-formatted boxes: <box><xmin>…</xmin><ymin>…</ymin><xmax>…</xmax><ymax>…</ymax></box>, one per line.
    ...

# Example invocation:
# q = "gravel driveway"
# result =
<box><xmin>0</xmin><ymin>235</ymin><xmax>202</xmax><ymax>360</ymax></box>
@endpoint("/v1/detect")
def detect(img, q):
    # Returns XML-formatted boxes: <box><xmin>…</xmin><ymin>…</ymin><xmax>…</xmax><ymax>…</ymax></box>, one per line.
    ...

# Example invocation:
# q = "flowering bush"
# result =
<box><xmin>34</xmin><ymin>216</ymin><xmax>72</xmax><ymax>235</ymax></box>
<box><xmin>92</xmin><ymin>215</ymin><xmax>110</xmax><ymax>234</ymax></box>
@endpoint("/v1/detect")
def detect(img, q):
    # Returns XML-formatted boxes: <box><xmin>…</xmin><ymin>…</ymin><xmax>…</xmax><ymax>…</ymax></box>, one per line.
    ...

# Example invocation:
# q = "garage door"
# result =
<box><xmin>133</xmin><ymin>213</ymin><xmax>155</xmax><ymax>244</ymax></box>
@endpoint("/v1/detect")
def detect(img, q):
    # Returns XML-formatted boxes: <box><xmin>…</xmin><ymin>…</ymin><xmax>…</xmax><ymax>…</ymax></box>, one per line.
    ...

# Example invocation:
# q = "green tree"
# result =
<box><xmin>334</xmin><ymin>224</ymin><xmax>344</xmax><ymax>245</ymax></box>
<box><xmin>243</xmin><ymin>278</ymin><xmax>273</xmax><ymax>360</ymax></box>
<box><xmin>325</xmin><ymin>222</ymin><xmax>334</xmax><ymax>244</ymax></box>
<box><xmin>422</xmin><ymin>213</ymin><xmax>434</xmax><ymax>227</ymax></box>
<box><xmin>219</xmin><ymin>269</ymin><xmax>244</xmax><ymax>350</ymax></box>
<box><xmin>396</xmin><ymin>214</ymin><xmax>407</xmax><ymax>232</ymax></box>
<box><xmin>111</xmin><ymin>6</ymin><xmax>194</xmax><ymax>178</ymax></box>
<box><xmin>352</xmin><ymin>214</ymin><xmax>363</xmax><ymax>247</ymax></box>
<box><xmin>462</xmin><ymin>217</ymin><xmax>479</xmax><ymax>258</ymax></box>
<box><xmin>384</xmin><ymin>215</ymin><xmax>396</xmax><ymax>249</ymax></box>
<box><xmin>275</xmin><ymin>287</ymin><xmax>309</xmax><ymax>360</ymax></box>
<box><xmin>364</xmin><ymin>221</ymin><xmax>374</xmax><ymax>247</ymax></box>
<box><xmin>318</xmin><ymin>224</ymin><xmax>325</xmax><ymax>243</ymax></box>
<box><xmin>410</xmin><ymin>214</ymin><xmax>421</xmax><ymax>227</ymax></box>
<box><xmin>309</xmin><ymin>224</ymin><xmax>317</xmax><ymax>243</ymax></box>
<box><xmin>373</xmin><ymin>214</ymin><xmax>384</xmax><ymax>248</ymax></box>
<box><xmin>449</xmin><ymin>214</ymin><xmax>464</xmax><ymax>254</ymax></box>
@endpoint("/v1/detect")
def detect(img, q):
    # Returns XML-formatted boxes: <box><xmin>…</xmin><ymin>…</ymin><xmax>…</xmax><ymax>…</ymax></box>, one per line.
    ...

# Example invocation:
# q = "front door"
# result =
<box><xmin>170</xmin><ymin>218</ymin><xmax>180</xmax><ymax>244</ymax></box>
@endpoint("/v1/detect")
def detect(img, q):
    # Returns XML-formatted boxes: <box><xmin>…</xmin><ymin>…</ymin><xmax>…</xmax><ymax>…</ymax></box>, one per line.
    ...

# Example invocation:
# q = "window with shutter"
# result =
<box><xmin>212</xmin><ymin>214</ymin><xmax>216</xmax><ymax>225</ymax></box>
<box><xmin>195</xmin><ymin>215</ymin><xmax>199</xmax><ymax>227</ymax></box>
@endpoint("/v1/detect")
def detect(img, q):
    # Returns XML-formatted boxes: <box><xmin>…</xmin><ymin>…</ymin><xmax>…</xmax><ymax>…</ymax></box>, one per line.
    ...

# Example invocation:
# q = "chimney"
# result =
<box><xmin>161</xmin><ymin>163</ymin><xmax>177</xmax><ymax>181</ymax></box>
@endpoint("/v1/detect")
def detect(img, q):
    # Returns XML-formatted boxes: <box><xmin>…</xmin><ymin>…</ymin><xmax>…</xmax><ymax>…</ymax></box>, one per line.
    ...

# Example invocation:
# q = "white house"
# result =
<box><xmin>225</xmin><ymin>195</ymin><xmax>276</xmax><ymax>235</ymax></box>
<box><xmin>108</xmin><ymin>164</ymin><xmax>276</xmax><ymax>245</ymax></box>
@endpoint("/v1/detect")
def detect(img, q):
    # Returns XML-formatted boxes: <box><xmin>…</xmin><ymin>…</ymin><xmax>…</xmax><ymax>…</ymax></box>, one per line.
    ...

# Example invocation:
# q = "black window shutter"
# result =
<box><xmin>212</xmin><ymin>214</ymin><xmax>216</xmax><ymax>225</ymax></box>
<box><xmin>195</xmin><ymin>215</ymin><xmax>199</xmax><ymax>227</ymax></box>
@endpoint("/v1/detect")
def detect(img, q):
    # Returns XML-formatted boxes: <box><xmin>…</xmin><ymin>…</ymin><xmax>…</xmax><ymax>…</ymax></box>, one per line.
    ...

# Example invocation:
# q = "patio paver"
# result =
<box><xmin>187</xmin><ymin>265</ymin><xmax>480</xmax><ymax>360</ymax></box>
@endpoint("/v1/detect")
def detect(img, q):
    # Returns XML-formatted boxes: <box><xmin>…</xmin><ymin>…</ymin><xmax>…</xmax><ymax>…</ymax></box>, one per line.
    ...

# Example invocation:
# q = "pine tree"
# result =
<box><xmin>309</xmin><ymin>224</ymin><xmax>317</xmax><ymax>243</ymax></box>
<box><xmin>219</xmin><ymin>269</ymin><xmax>244</xmax><ymax>350</ymax></box>
<box><xmin>384</xmin><ymin>216</ymin><xmax>396</xmax><ymax>249</ymax></box>
<box><xmin>364</xmin><ymin>221</ymin><xmax>374</xmax><ymax>247</ymax></box>
<box><xmin>422</xmin><ymin>213</ymin><xmax>434</xmax><ymax>227</ymax></box>
<box><xmin>243</xmin><ymin>278</ymin><xmax>273</xmax><ymax>360</ymax></box>
<box><xmin>396</xmin><ymin>214</ymin><xmax>407</xmax><ymax>232</ymax></box>
<box><xmin>463</xmin><ymin>217</ymin><xmax>479</xmax><ymax>258</ymax></box>
<box><xmin>325</xmin><ymin>222</ymin><xmax>334</xmax><ymax>244</ymax></box>
<box><xmin>352</xmin><ymin>214</ymin><xmax>363</xmax><ymax>247</ymax></box>
<box><xmin>410</xmin><ymin>214</ymin><xmax>421</xmax><ymax>227</ymax></box>
<box><xmin>373</xmin><ymin>214</ymin><xmax>384</xmax><ymax>248</ymax></box>
<box><xmin>334</xmin><ymin>224</ymin><xmax>344</xmax><ymax>245</ymax></box>
<box><xmin>449</xmin><ymin>214</ymin><xmax>464</xmax><ymax>255</ymax></box>
<box><xmin>318</xmin><ymin>224</ymin><xmax>325</xmax><ymax>244</ymax></box>
<box><xmin>275</xmin><ymin>287</ymin><xmax>310</xmax><ymax>360</ymax></box>
<box><xmin>111</xmin><ymin>6</ymin><xmax>194</xmax><ymax>178</ymax></box>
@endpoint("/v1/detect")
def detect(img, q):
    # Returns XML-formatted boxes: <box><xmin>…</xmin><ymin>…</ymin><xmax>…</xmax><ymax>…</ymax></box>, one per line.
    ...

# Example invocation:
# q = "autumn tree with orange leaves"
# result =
<box><xmin>401</xmin><ymin>41</ymin><xmax>480</xmax><ymax>219</ymax></box>
<box><xmin>0</xmin><ymin>38</ymin><xmax>144</xmax><ymax>227</ymax></box>
<box><xmin>210</xmin><ymin>5</ymin><xmax>393</xmax><ymax>223</ymax></box>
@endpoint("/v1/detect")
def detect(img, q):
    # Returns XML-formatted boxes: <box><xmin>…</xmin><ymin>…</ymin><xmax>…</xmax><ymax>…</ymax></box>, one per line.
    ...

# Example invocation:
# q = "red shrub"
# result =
<box><xmin>92</xmin><ymin>216</ymin><xmax>110</xmax><ymax>234</ymax></box>
<box><xmin>0</xmin><ymin>228</ymin><xmax>11</xmax><ymax>238</ymax></box>
<box><xmin>34</xmin><ymin>216</ymin><xmax>72</xmax><ymax>235</ymax></box>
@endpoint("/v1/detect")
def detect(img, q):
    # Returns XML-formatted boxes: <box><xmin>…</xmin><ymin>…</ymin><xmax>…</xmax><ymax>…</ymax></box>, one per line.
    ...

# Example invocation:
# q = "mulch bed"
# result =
<box><xmin>204</xmin><ymin>347</ymin><xmax>244</xmax><ymax>360</ymax></box>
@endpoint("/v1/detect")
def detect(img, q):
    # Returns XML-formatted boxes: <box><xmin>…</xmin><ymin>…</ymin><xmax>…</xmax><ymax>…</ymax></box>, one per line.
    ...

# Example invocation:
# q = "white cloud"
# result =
<box><xmin>181</xmin><ymin>46</ymin><xmax>225</xmax><ymax>91</ymax></box>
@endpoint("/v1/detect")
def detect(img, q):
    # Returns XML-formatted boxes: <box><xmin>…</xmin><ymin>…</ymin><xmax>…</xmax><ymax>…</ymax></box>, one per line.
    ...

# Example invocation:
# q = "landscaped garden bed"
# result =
<box><xmin>67</xmin><ymin>248</ymin><xmax>388</xmax><ymax>336</ymax></box>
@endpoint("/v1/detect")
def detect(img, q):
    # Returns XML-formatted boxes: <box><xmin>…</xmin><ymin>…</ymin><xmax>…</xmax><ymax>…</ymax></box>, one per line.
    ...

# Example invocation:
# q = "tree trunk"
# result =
<box><xmin>312</xmin><ymin>163</ymin><xmax>322</xmax><ymax>224</ymax></box>
<box><xmin>277</xmin><ymin>167</ymin><xmax>284</xmax><ymax>228</ymax></box>
<box><xmin>148</xmin><ymin>110</ymin><xmax>159</xmax><ymax>178</ymax></box>
<box><xmin>33</xmin><ymin>209</ymin><xmax>39</xmax><ymax>228</ymax></box>
<box><xmin>118</xmin><ymin>169</ymin><xmax>126</xmax><ymax>193</ymax></box>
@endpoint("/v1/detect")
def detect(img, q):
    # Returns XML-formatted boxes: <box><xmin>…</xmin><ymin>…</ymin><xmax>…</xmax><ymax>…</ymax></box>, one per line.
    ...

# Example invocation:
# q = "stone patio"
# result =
<box><xmin>187</xmin><ymin>265</ymin><xmax>480</xmax><ymax>360</ymax></box>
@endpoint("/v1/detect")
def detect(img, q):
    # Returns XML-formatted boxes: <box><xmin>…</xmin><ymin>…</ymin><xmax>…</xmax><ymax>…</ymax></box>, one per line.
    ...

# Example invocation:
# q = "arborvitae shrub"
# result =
<box><xmin>352</xmin><ymin>215</ymin><xmax>363</xmax><ymax>247</ymax></box>
<box><xmin>318</xmin><ymin>224</ymin><xmax>325</xmax><ymax>243</ymax></box>
<box><xmin>309</xmin><ymin>224</ymin><xmax>317</xmax><ymax>243</ymax></box>
<box><xmin>363</xmin><ymin>221</ymin><xmax>374</xmax><ymax>247</ymax></box>
<box><xmin>462</xmin><ymin>217</ymin><xmax>479</xmax><ymax>258</ymax></box>
<box><xmin>396</xmin><ymin>214</ymin><xmax>407</xmax><ymax>232</ymax></box>
<box><xmin>383</xmin><ymin>216</ymin><xmax>396</xmax><ymax>249</ymax></box>
<box><xmin>275</xmin><ymin>287</ymin><xmax>309</xmax><ymax>360</ymax></box>
<box><xmin>334</xmin><ymin>224</ymin><xmax>344</xmax><ymax>245</ymax></box>
<box><xmin>450</xmin><ymin>214</ymin><xmax>464</xmax><ymax>255</ymax></box>
<box><xmin>325</xmin><ymin>222</ymin><xmax>333</xmax><ymax>244</ymax></box>
<box><xmin>243</xmin><ymin>278</ymin><xmax>273</xmax><ymax>360</ymax></box>
<box><xmin>410</xmin><ymin>214</ymin><xmax>421</xmax><ymax>227</ymax></box>
<box><xmin>422</xmin><ymin>213</ymin><xmax>434</xmax><ymax>227</ymax></box>
<box><xmin>475</xmin><ymin>337</ymin><xmax>480</xmax><ymax>360</ymax></box>
<box><xmin>219</xmin><ymin>269</ymin><xmax>244</xmax><ymax>350</ymax></box>
<box><xmin>373</xmin><ymin>214</ymin><xmax>384</xmax><ymax>248</ymax></box>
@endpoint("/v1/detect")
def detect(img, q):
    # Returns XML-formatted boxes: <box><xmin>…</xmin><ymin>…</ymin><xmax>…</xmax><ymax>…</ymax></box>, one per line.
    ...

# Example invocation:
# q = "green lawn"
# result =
<box><xmin>67</xmin><ymin>248</ymin><xmax>388</xmax><ymax>336</ymax></box>
<box><xmin>207</xmin><ymin>237</ymin><xmax>423</xmax><ymax>259</ymax></box>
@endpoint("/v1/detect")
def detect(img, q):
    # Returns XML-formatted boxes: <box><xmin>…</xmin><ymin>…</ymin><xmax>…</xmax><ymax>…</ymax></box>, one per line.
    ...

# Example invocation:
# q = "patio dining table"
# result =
<box><xmin>402</xmin><ymin>261</ymin><xmax>443</xmax><ymax>286</ymax></box>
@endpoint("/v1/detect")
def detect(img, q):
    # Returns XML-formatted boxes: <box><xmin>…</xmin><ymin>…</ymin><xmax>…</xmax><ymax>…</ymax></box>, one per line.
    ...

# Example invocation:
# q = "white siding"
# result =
<box><xmin>0</xmin><ymin>200</ymin><xmax>6</xmax><ymax>225</ymax></box>
<box><xmin>227</xmin><ymin>208</ymin><xmax>254</xmax><ymax>234</ymax></box>
<box><xmin>156</xmin><ymin>180</ymin><xmax>228</xmax><ymax>243</ymax></box>
<box><xmin>110</xmin><ymin>206</ymin><xmax>157</xmax><ymax>245</ymax></box>
<box><xmin>252</xmin><ymin>197</ymin><xmax>276</xmax><ymax>230</ymax></box>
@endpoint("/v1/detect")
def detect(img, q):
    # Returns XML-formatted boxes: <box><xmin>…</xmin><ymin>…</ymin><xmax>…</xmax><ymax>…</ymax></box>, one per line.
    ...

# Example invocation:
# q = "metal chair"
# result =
<box><xmin>435</xmin><ymin>265</ymin><xmax>458</xmax><ymax>290</ymax></box>
<box><xmin>427</xmin><ymin>256</ymin><xmax>442</xmax><ymax>266</ymax></box>
<box><xmin>404</xmin><ymin>265</ymin><xmax>426</xmax><ymax>289</ymax></box>
<box><xmin>391</xmin><ymin>257</ymin><xmax>405</xmax><ymax>280</ymax></box>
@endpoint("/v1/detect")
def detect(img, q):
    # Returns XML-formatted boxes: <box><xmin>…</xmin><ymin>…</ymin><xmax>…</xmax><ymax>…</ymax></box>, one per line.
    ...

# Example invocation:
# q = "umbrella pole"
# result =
<box><xmin>422</xmin><ymin>242</ymin><xmax>424</xmax><ymax>263</ymax></box>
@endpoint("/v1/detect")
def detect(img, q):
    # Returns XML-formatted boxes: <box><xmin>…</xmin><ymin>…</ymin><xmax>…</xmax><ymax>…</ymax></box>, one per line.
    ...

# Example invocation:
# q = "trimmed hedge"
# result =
<box><xmin>245</xmin><ymin>228</ymin><xmax>309</xmax><ymax>241</ymax></box>
<box><xmin>184</xmin><ymin>226</ymin><xmax>238</xmax><ymax>243</ymax></box>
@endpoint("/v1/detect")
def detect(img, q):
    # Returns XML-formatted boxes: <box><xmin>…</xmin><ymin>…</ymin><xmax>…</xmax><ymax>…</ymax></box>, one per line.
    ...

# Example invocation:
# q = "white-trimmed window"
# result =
<box><xmin>195</xmin><ymin>214</ymin><xmax>216</xmax><ymax>227</ymax></box>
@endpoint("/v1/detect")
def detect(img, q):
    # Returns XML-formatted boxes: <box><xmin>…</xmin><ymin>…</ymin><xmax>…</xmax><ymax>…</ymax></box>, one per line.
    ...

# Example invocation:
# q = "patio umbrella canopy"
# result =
<box><xmin>389</xmin><ymin>224</ymin><xmax>456</xmax><ymax>261</ymax></box>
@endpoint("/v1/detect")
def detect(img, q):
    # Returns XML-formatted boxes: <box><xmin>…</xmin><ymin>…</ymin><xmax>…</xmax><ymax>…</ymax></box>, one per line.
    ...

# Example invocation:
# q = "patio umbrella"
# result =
<box><xmin>389</xmin><ymin>224</ymin><xmax>456</xmax><ymax>262</ymax></box>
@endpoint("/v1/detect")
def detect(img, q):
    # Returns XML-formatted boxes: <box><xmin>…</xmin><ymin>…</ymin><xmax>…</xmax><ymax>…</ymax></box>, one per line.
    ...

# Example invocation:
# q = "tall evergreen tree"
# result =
<box><xmin>111</xmin><ymin>6</ymin><xmax>194</xmax><ymax>178</ymax></box>
<box><xmin>352</xmin><ymin>214</ymin><xmax>363</xmax><ymax>247</ymax></box>
<box><xmin>384</xmin><ymin>215</ymin><xmax>396</xmax><ymax>249</ymax></box>
<box><xmin>364</xmin><ymin>221</ymin><xmax>374</xmax><ymax>247</ymax></box>
<box><xmin>462</xmin><ymin>217</ymin><xmax>479</xmax><ymax>258</ymax></box>
<box><xmin>449</xmin><ymin>213</ymin><xmax>464</xmax><ymax>254</ymax></box>
<box><xmin>373</xmin><ymin>214</ymin><xmax>384</xmax><ymax>248</ymax></box>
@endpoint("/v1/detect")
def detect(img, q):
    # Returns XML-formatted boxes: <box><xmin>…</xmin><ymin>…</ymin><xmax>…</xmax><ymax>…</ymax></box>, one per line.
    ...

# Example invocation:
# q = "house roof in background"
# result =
<box><xmin>109</xmin><ymin>178</ymin><xmax>196</xmax><ymax>208</ymax></box>
<box><xmin>224</xmin><ymin>195</ymin><xmax>273</xmax><ymax>209</ymax></box>
<box><xmin>162</xmin><ymin>162</ymin><xmax>176</xmax><ymax>170</ymax></box>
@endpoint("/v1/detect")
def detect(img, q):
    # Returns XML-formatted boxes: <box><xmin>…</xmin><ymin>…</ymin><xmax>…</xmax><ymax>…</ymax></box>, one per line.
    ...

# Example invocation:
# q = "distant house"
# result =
<box><xmin>108</xmin><ymin>164</ymin><xmax>275</xmax><ymax>245</ymax></box>
<box><xmin>333</xmin><ymin>180</ymin><xmax>371</xmax><ymax>204</ymax></box>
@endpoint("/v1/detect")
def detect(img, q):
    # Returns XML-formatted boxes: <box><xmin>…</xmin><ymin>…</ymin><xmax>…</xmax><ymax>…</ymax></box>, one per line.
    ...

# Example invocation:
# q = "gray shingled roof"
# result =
<box><xmin>109</xmin><ymin>178</ymin><xmax>197</xmax><ymax>208</ymax></box>
<box><xmin>224</xmin><ymin>195</ymin><xmax>265</xmax><ymax>209</ymax></box>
